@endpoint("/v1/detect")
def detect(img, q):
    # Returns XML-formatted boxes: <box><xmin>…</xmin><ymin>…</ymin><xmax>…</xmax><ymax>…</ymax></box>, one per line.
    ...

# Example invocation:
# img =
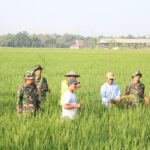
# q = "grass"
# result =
<box><xmin>1</xmin><ymin>48</ymin><xmax>150</xmax><ymax>149</ymax></box>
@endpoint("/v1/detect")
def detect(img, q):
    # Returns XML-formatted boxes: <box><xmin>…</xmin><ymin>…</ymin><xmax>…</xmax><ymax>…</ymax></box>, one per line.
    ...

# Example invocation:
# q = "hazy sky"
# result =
<box><xmin>0</xmin><ymin>0</ymin><xmax>150</xmax><ymax>36</ymax></box>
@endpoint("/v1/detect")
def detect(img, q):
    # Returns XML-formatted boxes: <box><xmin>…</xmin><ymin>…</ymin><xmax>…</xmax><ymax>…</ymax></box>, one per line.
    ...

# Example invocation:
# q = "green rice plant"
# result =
<box><xmin>0</xmin><ymin>48</ymin><xmax>150</xmax><ymax>149</ymax></box>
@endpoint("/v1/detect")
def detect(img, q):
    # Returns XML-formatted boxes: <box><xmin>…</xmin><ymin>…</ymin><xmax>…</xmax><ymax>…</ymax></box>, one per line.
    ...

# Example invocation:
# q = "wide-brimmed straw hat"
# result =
<box><xmin>106</xmin><ymin>72</ymin><xmax>115</xmax><ymax>79</ymax></box>
<box><xmin>64</xmin><ymin>71</ymin><xmax>80</xmax><ymax>77</ymax></box>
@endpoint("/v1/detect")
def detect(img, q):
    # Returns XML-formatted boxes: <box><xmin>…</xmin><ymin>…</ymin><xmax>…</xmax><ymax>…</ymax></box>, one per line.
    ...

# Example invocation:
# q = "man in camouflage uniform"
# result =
<box><xmin>125</xmin><ymin>70</ymin><xmax>145</xmax><ymax>103</ymax></box>
<box><xmin>16</xmin><ymin>71</ymin><xmax>40</xmax><ymax>114</ymax></box>
<box><xmin>34</xmin><ymin>65</ymin><xmax>50</xmax><ymax>102</ymax></box>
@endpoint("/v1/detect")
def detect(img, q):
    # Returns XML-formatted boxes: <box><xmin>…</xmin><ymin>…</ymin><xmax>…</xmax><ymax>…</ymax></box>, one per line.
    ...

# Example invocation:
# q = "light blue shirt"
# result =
<box><xmin>100</xmin><ymin>82</ymin><xmax>121</xmax><ymax>107</ymax></box>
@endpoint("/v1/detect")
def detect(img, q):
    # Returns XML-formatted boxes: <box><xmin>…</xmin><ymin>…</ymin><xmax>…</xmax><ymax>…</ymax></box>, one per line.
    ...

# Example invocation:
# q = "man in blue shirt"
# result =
<box><xmin>100</xmin><ymin>72</ymin><xmax>121</xmax><ymax>107</ymax></box>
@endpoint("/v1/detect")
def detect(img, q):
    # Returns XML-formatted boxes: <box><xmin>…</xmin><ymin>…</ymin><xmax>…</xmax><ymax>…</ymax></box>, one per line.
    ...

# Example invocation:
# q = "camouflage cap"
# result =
<box><xmin>24</xmin><ymin>71</ymin><xmax>35</xmax><ymax>80</ymax></box>
<box><xmin>34</xmin><ymin>64</ymin><xmax>43</xmax><ymax>71</ymax></box>
<box><xmin>64</xmin><ymin>70</ymin><xmax>80</xmax><ymax>77</ymax></box>
<box><xmin>131</xmin><ymin>70</ymin><xmax>142</xmax><ymax>78</ymax></box>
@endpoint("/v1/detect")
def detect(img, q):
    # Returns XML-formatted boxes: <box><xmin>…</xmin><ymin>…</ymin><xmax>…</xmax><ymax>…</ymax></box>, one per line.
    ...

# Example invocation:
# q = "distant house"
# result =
<box><xmin>70</xmin><ymin>42</ymin><xmax>79</xmax><ymax>49</ymax></box>
<box><xmin>99</xmin><ymin>39</ymin><xmax>110</xmax><ymax>47</ymax></box>
<box><xmin>70</xmin><ymin>40</ymin><xmax>87</xmax><ymax>49</ymax></box>
<box><xmin>99</xmin><ymin>38</ymin><xmax>150</xmax><ymax>48</ymax></box>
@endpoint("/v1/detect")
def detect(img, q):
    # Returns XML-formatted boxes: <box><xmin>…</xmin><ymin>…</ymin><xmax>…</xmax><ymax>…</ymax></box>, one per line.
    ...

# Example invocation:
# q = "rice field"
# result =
<box><xmin>1</xmin><ymin>48</ymin><xmax>150</xmax><ymax>150</ymax></box>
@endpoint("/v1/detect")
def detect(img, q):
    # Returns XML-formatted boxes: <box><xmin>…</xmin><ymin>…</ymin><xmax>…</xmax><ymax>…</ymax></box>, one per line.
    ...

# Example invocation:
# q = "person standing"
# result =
<box><xmin>61</xmin><ymin>78</ymin><xmax>81</xmax><ymax>120</ymax></box>
<box><xmin>60</xmin><ymin>71</ymin><xmax>80</xmax><ymax>105</ymax></box>
<box><xmin>100</xmin><ymin>72</ymin><xmax>121</xmax><ymax>107</ymax></box>
<box><xmin>16</xmin><ymin>71</ymin><xmax>39</xmax><ymax>114</ymax></box>
<box><xmin>34</xmin><ymin>65</ymin><xmax>50</xmax><ymax>102</ymax></box>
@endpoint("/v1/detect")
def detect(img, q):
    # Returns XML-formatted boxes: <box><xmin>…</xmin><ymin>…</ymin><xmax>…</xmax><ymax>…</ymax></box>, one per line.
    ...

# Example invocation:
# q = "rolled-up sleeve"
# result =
<box><xmin>101</xmin><ymin>85</ymin><xmax>109</xmax><ymax>104</ymax></box>
<box><xmin>116</xmin><ymin>85</ymin><xmax>121</xmax><ymax>98</ymax></box>
<box><xmin>16</xmin><ymin>87</ymin><xmax>23</xmax><ymax>112</ymax></box>
<box><xmin>125</xmin><ymin>85</ymin><xmax>130</xmax><ymax>95</ymax></box>
<box><xmin>17</xmin><ymin>88</ymin><xmax>23</xmax><ymax>105</ymax></box>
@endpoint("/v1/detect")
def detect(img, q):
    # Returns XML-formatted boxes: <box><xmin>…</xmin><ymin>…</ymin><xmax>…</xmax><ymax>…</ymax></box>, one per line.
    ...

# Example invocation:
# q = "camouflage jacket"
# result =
<box><xmin>35</xmin><ymin>76</ymin><xmax>49</xmax><ymax>98</ymax></box>
<box><xmin>17</xmin><ymin>82</ymin><xmax>39</xmax><ymax>113</ymax></box>
<box><xmin>125</xmin><ymin>81</ymin><xmax>145</xmax><ymax>101</ymax></box>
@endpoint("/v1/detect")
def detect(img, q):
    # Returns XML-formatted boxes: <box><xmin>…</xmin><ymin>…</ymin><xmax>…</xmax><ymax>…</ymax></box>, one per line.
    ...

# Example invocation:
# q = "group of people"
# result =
<box><xmin>60</xmin><ymin>70</ymin><xmax>146</xmax><ymax>120</ymax></box>
<box><xmin>16</xmin><ymin>65</ymin><xmax>50</xmax><ymax>113</ymax></box>
<box><xmin>101</xmin><ymin>71</ymin><xmax>145</xmax><ymax>107</ymax></box>
<box><xmin>16</xmin><ymin>66</ymin><xmax>146</xmax><ymax>120</ymax></box>
<box><xmin>16</xmin><ymin>67</ymin><xmax>81</xmax><ymax>120</ymax></box>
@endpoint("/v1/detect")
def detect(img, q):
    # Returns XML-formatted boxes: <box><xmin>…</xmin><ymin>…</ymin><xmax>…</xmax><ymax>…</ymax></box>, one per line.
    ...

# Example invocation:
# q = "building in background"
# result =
<box><xmin>70</xmin><ymin>40</ymin><xmax>87</xmax><ymax>49</ymax></box>
<box><xmin>99</xmin><ymin>38</ymin><xmax>150</xmax><ymax>49</ymax></box>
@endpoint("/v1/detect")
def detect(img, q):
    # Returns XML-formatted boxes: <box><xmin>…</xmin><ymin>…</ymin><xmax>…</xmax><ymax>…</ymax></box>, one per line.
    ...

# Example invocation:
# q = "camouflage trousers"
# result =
<box><xmin>39</xmin><ymin>96</ymin><xmax>46</xmax><ymax>102</ymax></box>
<box><xmin>17</xmin><ymin>104</ymin><xmax>35</xmax><ymax>114</ymax></box>
<box><xmin>17</xmin><ymin>101</ymin><xmax>40</xmax><ymax>114</ymax></box>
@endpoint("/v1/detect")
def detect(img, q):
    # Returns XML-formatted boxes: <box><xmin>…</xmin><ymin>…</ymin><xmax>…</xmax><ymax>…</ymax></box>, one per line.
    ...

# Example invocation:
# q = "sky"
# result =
<box><xmin>0</xmin><ymin>0</ymin><xmax>150</xmax><ymax>36</ymax></box>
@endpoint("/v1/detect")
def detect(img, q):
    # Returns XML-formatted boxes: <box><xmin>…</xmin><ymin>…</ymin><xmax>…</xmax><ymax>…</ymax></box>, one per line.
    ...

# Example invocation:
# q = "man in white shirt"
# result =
<box><xmin>101</xmin><ymin>72</ymin><xmax>121</xmax><ymax>107</ymax></box>
<box><xmin>61</xmin><ymin>78</ymin><xmax>81</xmax><ymax>120</ymax></box>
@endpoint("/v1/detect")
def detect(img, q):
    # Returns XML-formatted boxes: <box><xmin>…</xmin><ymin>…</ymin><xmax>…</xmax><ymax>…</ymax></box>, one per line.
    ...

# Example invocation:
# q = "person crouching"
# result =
<box><xmin>100</xmin><ymin>72</ymin><xmax>121</xmax><ymax>107</ymax></box>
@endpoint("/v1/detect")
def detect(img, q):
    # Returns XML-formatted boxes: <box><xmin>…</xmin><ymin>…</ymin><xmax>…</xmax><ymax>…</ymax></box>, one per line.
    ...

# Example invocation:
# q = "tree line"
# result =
<box><xmin>0</xmin><ymin>31</ymin><xmax>98</xmax><ymax>48</ymax></box>
<box><xmin>0</xmin><ymin>31</ymin><xmax>148</xmax><ymax>48</ymax></box>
